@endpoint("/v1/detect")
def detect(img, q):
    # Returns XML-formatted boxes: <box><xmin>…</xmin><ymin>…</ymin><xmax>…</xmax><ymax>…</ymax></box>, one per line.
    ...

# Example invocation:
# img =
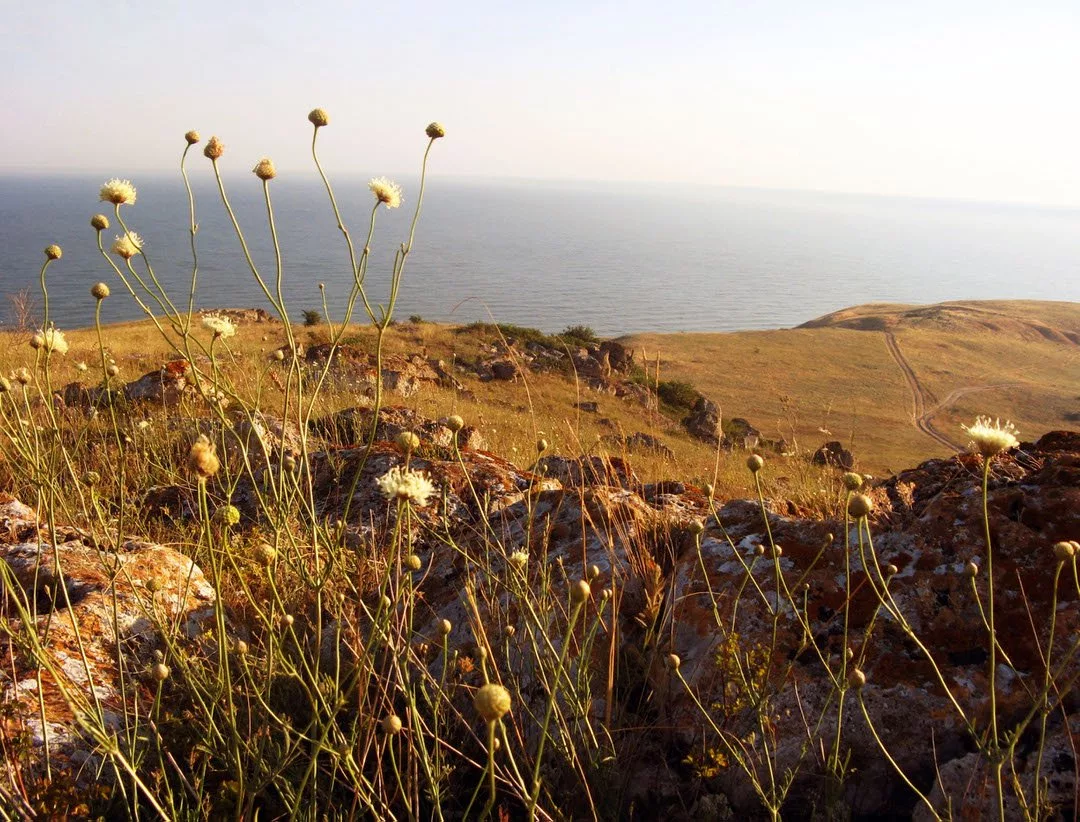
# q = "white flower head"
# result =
<box><xmin>202</xmin><ymin>313</ymin><xmax>237</xmax><ymax>338</ymax></box>
<box><xmin>368</xmin><ymin>177</ymin><xmax>403</xmax><ymax>209</ymax></box>
<box><xmin>100</xmin><ymin>178</ymin><xmax>137</xmax><ymax>206</ymax></box>
<box><xmin>508</xmin><ymin>550</ymin><xmax>528</xmax><ymax>570</ymax></box>
<box><xmin>36</xmin><ymin>327</ymin><xmax>68</xmax><ymax>355</ymax></box>
<box><xmin>76</xmin><ymin>361</ymin><xmax>88</xmax><ymax>372</ymax></box>
<box><xmin>962</xmin><ymin>416</ymin><xmax>1019</xmax><ymax>457</ymax></box>
<box><xmin>376</xmin><ymin>466</ymin><xmax>435</xmax><ymax>507</ymax></box>
<box><xmin>111</xmin><ymin>232</ymin><xmax>143</xmax><ymax>260</ymax></box>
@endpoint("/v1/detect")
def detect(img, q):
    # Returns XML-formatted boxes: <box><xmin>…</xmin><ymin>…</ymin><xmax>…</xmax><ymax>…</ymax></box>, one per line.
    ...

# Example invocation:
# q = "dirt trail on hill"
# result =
<box><xmin>883</xmin><ymin>331</ymin><xmax>963</xmax><ymax>452</ymax></box>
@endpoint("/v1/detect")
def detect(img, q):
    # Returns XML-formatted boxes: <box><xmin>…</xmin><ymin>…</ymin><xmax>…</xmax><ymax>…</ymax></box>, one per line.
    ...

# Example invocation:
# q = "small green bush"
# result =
<box><xmin>302</xmin><ymin>309</ymin><xmax>323</xmax><ymax>327</ymax></box>
<box><xmin>657</xmin><ymin>380</ymin><xmax>700</xmax><ymax>410</ymax></box>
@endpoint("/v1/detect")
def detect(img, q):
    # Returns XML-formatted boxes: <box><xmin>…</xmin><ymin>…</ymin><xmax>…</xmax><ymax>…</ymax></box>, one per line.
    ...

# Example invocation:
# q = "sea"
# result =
<box><xmin>1</xmin><ymin>173</ymin><xmax>1078</xmax><ymax>336</ymax></box>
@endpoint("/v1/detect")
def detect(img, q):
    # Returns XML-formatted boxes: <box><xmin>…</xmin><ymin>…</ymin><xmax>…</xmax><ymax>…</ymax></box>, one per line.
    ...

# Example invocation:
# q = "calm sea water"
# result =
<box><xmin>1</xmin><ymin>173</ymin><xmax>1078</xmax><ymax>335</ymax></box>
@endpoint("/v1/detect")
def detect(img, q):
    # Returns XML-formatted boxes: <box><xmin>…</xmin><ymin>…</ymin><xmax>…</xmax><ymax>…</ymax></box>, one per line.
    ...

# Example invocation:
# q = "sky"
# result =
<box><xmin>3</xmin><ymin>0</ymin><xmax>1080</xmax><ymax>206</ymax></box>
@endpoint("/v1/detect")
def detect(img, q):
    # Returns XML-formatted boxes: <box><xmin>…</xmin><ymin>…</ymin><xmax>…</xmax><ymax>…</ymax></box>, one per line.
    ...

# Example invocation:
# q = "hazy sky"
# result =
<box><xmin>4</xmin><ymin>0</ymin><xmax>1080</xmax><ymax>206</ymax></box>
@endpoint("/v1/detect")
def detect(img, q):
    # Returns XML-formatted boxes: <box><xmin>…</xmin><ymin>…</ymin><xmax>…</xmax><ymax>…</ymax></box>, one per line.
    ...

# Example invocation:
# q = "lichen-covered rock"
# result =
<box><xmin>0</xmin><ymin>498</ymin><xmax>215</xmax><ymax>786</ymax></box>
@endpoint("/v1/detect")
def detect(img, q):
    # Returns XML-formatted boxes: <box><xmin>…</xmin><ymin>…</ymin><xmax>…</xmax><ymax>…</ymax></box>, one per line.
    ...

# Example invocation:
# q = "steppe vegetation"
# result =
<box><xmin>0</xmin><ymin>112</ymin><xmax>1077</xmax><ymax>821</ymax></box>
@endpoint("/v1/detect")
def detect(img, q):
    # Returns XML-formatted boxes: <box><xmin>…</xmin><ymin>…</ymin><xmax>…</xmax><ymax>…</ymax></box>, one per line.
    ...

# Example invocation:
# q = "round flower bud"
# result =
<box><xmin>90</xmin><ymin>282</ymin><xmax>111</xmax><ymax>300</ymax></box>
<box><xmin>29</xmin><ymin>333</ymin><xmax>44</xmax><ymax>350</ymax></box>
<box><xmin>505</xmin><ymin>624</ymin><xmax>516</xmax><ymax>637</ymax></box>
<box><xmin>234</xmin><ymin>640</ymin><xmax>249</xmax><ymax>655</ymax></box>
<box><xmin>217</xmin><ymin>505</ymin><xmax>240</xmax><ymax>526</ymax></box>
<box><xmin>754</xmin><ymin>544</ymin><xmax>766</xmax><ymax>556</ymax></box>
<box><xmin>587</xmin><ymin>564</ymin><xmax>601</xmax><ymax>581</ymax></box>
<box><xmin>885</xmin><ymin>564</ymin><xmax>898</xmax><ymax>577</ymax></box>
<box><xmin>536</xmin><ymin>437</ymin><xmax>549</xmax><ymax>453</ymax></box>
<box><xmin>0</xmin><ymin>377</ymin><xmax>11</xmax><ymax>393</ymax></box>
<box><xmin>283</xmin><ymin>454</ymin><xmax>297</xmax><ymax>472</ymax></box>
<box><xmin>396</xmin><ymin>431</ymin><xmax>420</xmax><ymax>452</ymax></box>
<box><xmin>91</xmin><ymin>214</ymin><xmax>109</xmax><ymax>231</ymax></box>
<box><xmin>283</xmin><ymin>614</ymin><xmax>294</xmax><ymax>627</ymax></box>
<box><xmin>570</xmin><ymin>579</ymin><xmax>591</xmax><ymax>605</ymax></box>
<box><xmin>188</xmin><ymin>434</ymin><xmax>220</xmax><ymax>479</ymax></box>
<box><xmin>254</xmin><ymin>542</ymin><xmax>277</xmax><ymax>567</ymax></box>
<box><xmin>381</xmin><ymin>714</ymin><xmax>402</xmax><ymax>735</ymax></box>
<box><xmin>965</xmin><ymin>561</ymin><xmax>980</xmax><ymax>578</ymax></box>
<box><xmin>273</xmin><ymin>349</ymin><xmax>285</xmax><ymax>362</ymax></box>
<box><xmin>185</xmin><ymin>130</ymin><xmax>200</xmax><ymax>145</ymax></box>
<box><xmin>847</xmin><ymin>494</ymin><xmax>874</xmax><ymax>519</ymax></box>
<box><xmin>82</xmin><ymin>470</ymin><xmax>100</xmax><ymax>486</ymax></box>
<box><xmin>308</xmin><ymin>108</ymin><xmax>330</xmax><ymax>128</ymax></box>
<box><xmin>1053</xmin><ymin>541</ymin><xmax>1076</xmax><ymax>562</ymax></box>
<box><xmin>106</xmin><ymin>364</ymin><xmax>120</xmax><ymax>378</ymax></box>
<box><xmin>405</xmin><ymin>554</ymin><xmax>422</xmax><ymax>572</ymax></box>
<box><xmin>773</xmin><ymin>545</ymin><xmax>783</xmax><ymax>557</ymax></box>
<box><xmin>145</xmin><ymin>577</ymin><xmax>163</xmax><ymax>593</ymax></box>
<box><xmin>151</xmin><ymin>662</ymin><xmax>170</xmax><ymax>682</ymax></box>
<box><xmin>746</xmin><ymin>454</ymin><xmax>764</xmax><ymax>473</ymax></box>
<box><xmin>667</xmin><ymin>653</ymin><xmax>681</xmax><ymax>671</ymax></box>
<box><xmin>848</xmin><ymin>668</ymin><xmax>866</xmax><ymax>689</ymax></box>
<box><xmin>446</xmin><ymin>414</ymin><xmax>464</xmax><ymax>432</ymax></box>
<box><xmin>842</xmin><ymin>472</ymin><xmax>863</xmax><ymax>491</ymax></box>
<box><xmin>204</xmin><ymin>136</ymin><xmax>225</xmax><ymax>160</ymax></box>
<box><xmin>703</xmin><ymin>482</ymin><xmax>714</xmax><ymax>497</ymax></box>
<box><xmin>425</xmin><ymin>122</ymin><xmax>446</xmax><ymax>139</ymax></box>
<box><xmin>437</xmin><ymin>619</ymin><xmax>452</xmax><ymax>637</ymax></box>
<box><xmin>252</xmin><ymin>158</ymin><xmax>276</xmax><ymax>180</ymax></box>
<box><xmin>380</xmin><ymin>595</ymin><xmax>392</xmax><ymax>610</ymax></box>
<box><xmin>688</xmin><ymin>519</ymin><xmax>705</xmax><ymax>536</ymax></box>
<box><xmin>473</xmin><ymin>683</ymin><xmax>512</xmax><ymax>722</ymax></box>
<box><xmin>44</xmin><ymin>245</ymin><xmax>62</xmax><ymax>261</ymax></box>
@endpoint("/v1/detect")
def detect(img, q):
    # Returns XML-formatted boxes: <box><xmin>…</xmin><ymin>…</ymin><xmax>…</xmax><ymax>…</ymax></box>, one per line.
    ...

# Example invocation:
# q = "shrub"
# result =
<box><xmin>302</xmin><ymin>309</ymin><xmax>323</xmax><ymax>327</ymax></box>
<box><xmin>657</xmin><ymin>380</ymin><xmax>700</xmax><ymax>410</ymax></box>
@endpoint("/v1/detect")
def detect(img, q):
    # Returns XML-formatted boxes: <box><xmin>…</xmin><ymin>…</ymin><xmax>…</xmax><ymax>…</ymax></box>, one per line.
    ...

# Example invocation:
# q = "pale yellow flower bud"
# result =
<box><xmin>252</xmin><ymin>158</ymin><xmax>276</xmax><ymax>180</ymax></box>
<box><xmin>308</xmin><ymin>108</ymin><xmax>330</xmax><ymax>128</ymax></box>
<box><xmin>570</xmin><ymin>579</ymin><xmax>591</xmax><ymax>605</ymax></box>
<box><xmin>425</xmin><ymin>122</ymin><xmax>446</xmax><ymax>139</ymax></box>
<box><xmin>204</xmin><ymin>136</ymin><xmax>225</xmax><ymax>160</ymax></box>
<box><xmin>91</xmin><ymin>282</ymin><xmax>110</xmax><ymax>300</ymax></box>
<box><xmin>44</xmin><ymin>245</ymin><xmax>62</xmax><ymax>261</ymax></box>
<box><xmin>91</xmin><ymin>214</ymin><xmax>110</xmax><ymax>231</ymax></box>
<box><xmin>1053</xmin><ymin>541</ymin><xmax>1076</xmax><ymax>562</ymax></box>
<box><xmin>381</xmin><ymin>714</ymin><xmax>402</xmax><ymax>735</ymax></box>
<box><xmin>446</xmin><ymin>414</ymin><xmax>465</xmax><ymax>432</ymax></box>
<box><xmin>185</xmin><ymin>130</ymin><xmax>200</xmax><ymax>145</ymax></box>
<box><xmin>747</xmin><ymin>454</ymin><xmax>764</xmax><ymax>473</ymax></box>
<box><xmin>396</xmin><ymin>431</ymin><xmax>421</xmax><ymax>452</ymax></box>
<box><xmin>842</xmin><ymin>472</ymin><xmax>863</xmax><ymax>491</ymax></box>
<box><xmin>848</xmin><ymin>668</ymin><xmax>866</xmax><ymax>689</ymax></box>
<box><xmin>848</xmin><ymin>494</ymin><xmax>874</xmax><ymax>519</ymax></box>
<box><xmin>473</xmin><ymin>683</ymin><xmax>512</xmax><ymax>722</ymax></box>
<box><xmin>188</xmin><ymin>434</ymin><xmax>220</xmax><ymax>479</ymax></box>
<box><xmin>151</xmin><ymin>662</ymin><xmax>170</xmax><ymax>682</ymax></box>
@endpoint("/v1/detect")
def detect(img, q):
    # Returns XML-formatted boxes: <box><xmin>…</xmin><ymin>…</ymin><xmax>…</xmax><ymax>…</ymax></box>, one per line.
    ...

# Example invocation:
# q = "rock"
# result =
<box><xmin>123</xmin><ymin>360</ymin><xmax>193</xmax><ymax>406</ymax></box>
<box><xmin>576</xmin><ymin>401</ymin><xmax>600</xmax><ymax>413</ymax></box>
<box><xmin>304</xmin><ymin>345</ymin><xmax>442</xmax><ymax>397</ymax></box>
<box><xmin>684</xmin><ymin>396</ymin><xmax>721</xmax><ymax>444</ymax></box>
<box><xmin>200</xmin><ymin>307</ymin><xmax>277</xmax><ymax>324</ymax></box>
<box><xmin>312</xmin><ymin>406</ymin><xmax>486</xmax><ymax>451</ymax></box>
<box><xmin>812</xmin><ymin>440</ymin><xmax>856</xmax><ymax>469</ymax></box>
<box><xmin>0</xmin><ymin>498</ymin><xmax>215</xmax><ymax>787</ymax></box>
<box><xmin>598</xmin><ymin>341</ymin><xmax>634</xmax><ymax>374</ymax></box>
<box><xmin>724</xmin><ymin>417</ymin><xmax>762</xmax><ymax>449</ymax></box>
<box><xmin>487</xmin><ymin>360</ymin><xmax>520</xmax><ymax>382</ymax></box>
<box><xmin>602</xmin><ymin>432</ymin><xmax>676</xmax><ymax>460</ymax></box>
<box><xmin>535</xmin><ymin>455</ymin><xmax>639</xmax><ymax>489</ymax></box>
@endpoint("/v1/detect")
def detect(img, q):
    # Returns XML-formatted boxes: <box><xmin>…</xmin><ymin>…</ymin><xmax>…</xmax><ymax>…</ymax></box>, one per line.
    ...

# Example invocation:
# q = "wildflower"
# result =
<box><xmin>848</xmin><ymin>668</ymin><xmax>866</xmax><ymax>689</ymax></box>
<box><xmin>847</xmin><ymin>494</ymin><xmax>874</xmax><ymax>519</ymax></box>
<box><xmin>588</xmin><ymin>564</ymin><xmax>601</xmax><ymax>581</ymax></box>
<box><xmin>204</xmin><ymin>136</ymin><xmax>225</xmax><ymax>160</ymax></box>
<box><xmin>273</xmin><ymin>349</ymin><xmax>285</xmax><ymax>361</ymax></box>
<box><xmin>150</xmin><ymin>662</ymin><xmax>170</xmax><ymax>682</ymax></box>
<box><xmin>381</xmin><ymin>715</ymin><xmax>402</xmax><ymax>735</ymax></box>
<box><xmin>842</xmin><ymin>472</ymin><xmax>863</xmax><ymax>491</ymax></box>
<box><xmin>425</xmin><ymin>122</ymin><xmax>446</xmax><ymax>139</ymax></box>
<box><xmin>184</xmin><ymin>130</ymin><xmax>200</xmax><ymax>145</ymax></box>
<box><xmin>254</xmin><ymin>543</ymin><xmax>276</xmax><ymax>567</ymax></box>
<box><xmin>570</xmin><ymin>579</ymin><xmax>591</xmax><ymax>605</ymax></box>
<box><xmin>100</xmin><ymin>179</ymin><xmax>137</xmax><ymax>206</ymax></box>
<box><xmin>508</xmin><ymin>550</ymin><xmax>528</xmax><ymax>570</ymax></box>
<box><xmin>188</xmin><ymin>434</ymin><xmax>220</xmax><ymax>479</ymax></box>
<box><xmin>91</xmin><ymin>214</ymin><xmax>109</xmax><ymax>231</ymax></box>
<box><xmin>962</xmin><ymin>417</ymin><xmax>1019</xmax><ymax>457</ymax></box>
<box><xmin>1053</xmin><ymin>541</ymin><xmax>1076</xmax><ymax>562</ymax></box>
<box><xmin>111</xmin><ymin>233</ymin><xmax>143</xmax><ymax>260</ymax></box>
<box><xmin>137</xmin><ymin>420</ymin><xmax>151</xmax><ymax>431</ymax></box>
<box><xmin>15</xmin><ymin>367</ymin><xmax>32</xmax><ymax>385</ymax></box>
<box><xmin>308</xmin><ymin>108</ymin><xmax>329</xmax><ymax>127</ymax></box>
<box><xmin>106</xmin><ymin>364</ymin><xmax>120</xmax><ymax>378</ymax></box>
<box><xmin>446</xmin><ymin>414</ymin><xmax>465</xmax><ymax>432</ymax></box>
<box><xmin>688</xmin><ymin>519</ymin><xmax>705</xmax><ymax>536</ymax></box>
<box><xmin>82</xmin><ymin>470</ymin><xmax>100</xmax><ymax>486</ymax></box>
<box><xmin>44</xmin><ymin>244</ymin><xmax>62</xmax><ymax>261</ymax></box>
<box><xmin>91</xmin><ymin>282</ymin><xmax>110</xmax><ymax>300</ymax></box>
<box><xmin>473</xmin><ymin>683</ymin><xmax>512</xmax><ymax>722</ymax></box>
<box><xmin>396</xmin><ymin>431</ymin><xmax>420</xmax><ymax>452</ymax></box>
<box><xmin>436</xmin><ymin>619</ymin><xmax>452</xmax><ymax>637</ymax></box>
<box><xmin>252</xmin><ymin>158</ymin><xmax>276</xmax><ymax>180</ymax></box>
<box><xmin>368</xmin><ymin>177</ymin><xmax>402</xmax><ymax>209</ymax></box>
<box><xmin>376</xmin><ymin>466</ymin><xmax>435</xmax><ymax>507</ymax></box>
<box><xmin>35</xmin><ymin>328</ymin><xmax>68</xmax><ymax>355</ymax></box>
<box><xmin>536</xmin><ymin>437</ymin><xmax>549</xmax><ymax>453</ymax></box>
<box><xmin>217</xmin><ymin>505</ymin><xmax>241</xmax><ymax>527</ymax></box>
<box><xmin>747</xmin><ymin>454</ymin><xmax>764</xmax><ymax>473</ymax></box>
<box><xmin>405</xmin><ymin>554</ymin><xmax>423</xmax><ymax>571</ymax></box>
<box><xmin>234</xmin><ymin>639</ymin><xmax>249</xmax><ymax>655</ymax></box>
<box><xmin>201</xmin><ymin>313</ymin><xmax>237</xmax><ymax>338</ymax></box>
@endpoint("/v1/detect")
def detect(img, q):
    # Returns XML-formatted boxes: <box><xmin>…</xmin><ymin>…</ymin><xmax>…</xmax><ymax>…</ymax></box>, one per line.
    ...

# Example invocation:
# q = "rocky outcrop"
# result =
<box><xmin>0</xmin><ymin>496</ymin><xmax>215</xmax><ymax>785</ymax></box>
<box><xmin>684</xmin><ymin>396</ymin><xmax>722</xmax><ymax>444</ymax></box>
<box><xmin>812</xmin><ymin>439</ymin><xmax>856</xmax><ymax>469</ymax></box>
<box><xmin>304</xmin><ymin>345</ymin><xmax>446</xmax><ymax>397</ymax></box>
<box><xmin>312</xmin><ymin>405</ymin><xmax>486</xmax><ymax>452</ymax></box>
